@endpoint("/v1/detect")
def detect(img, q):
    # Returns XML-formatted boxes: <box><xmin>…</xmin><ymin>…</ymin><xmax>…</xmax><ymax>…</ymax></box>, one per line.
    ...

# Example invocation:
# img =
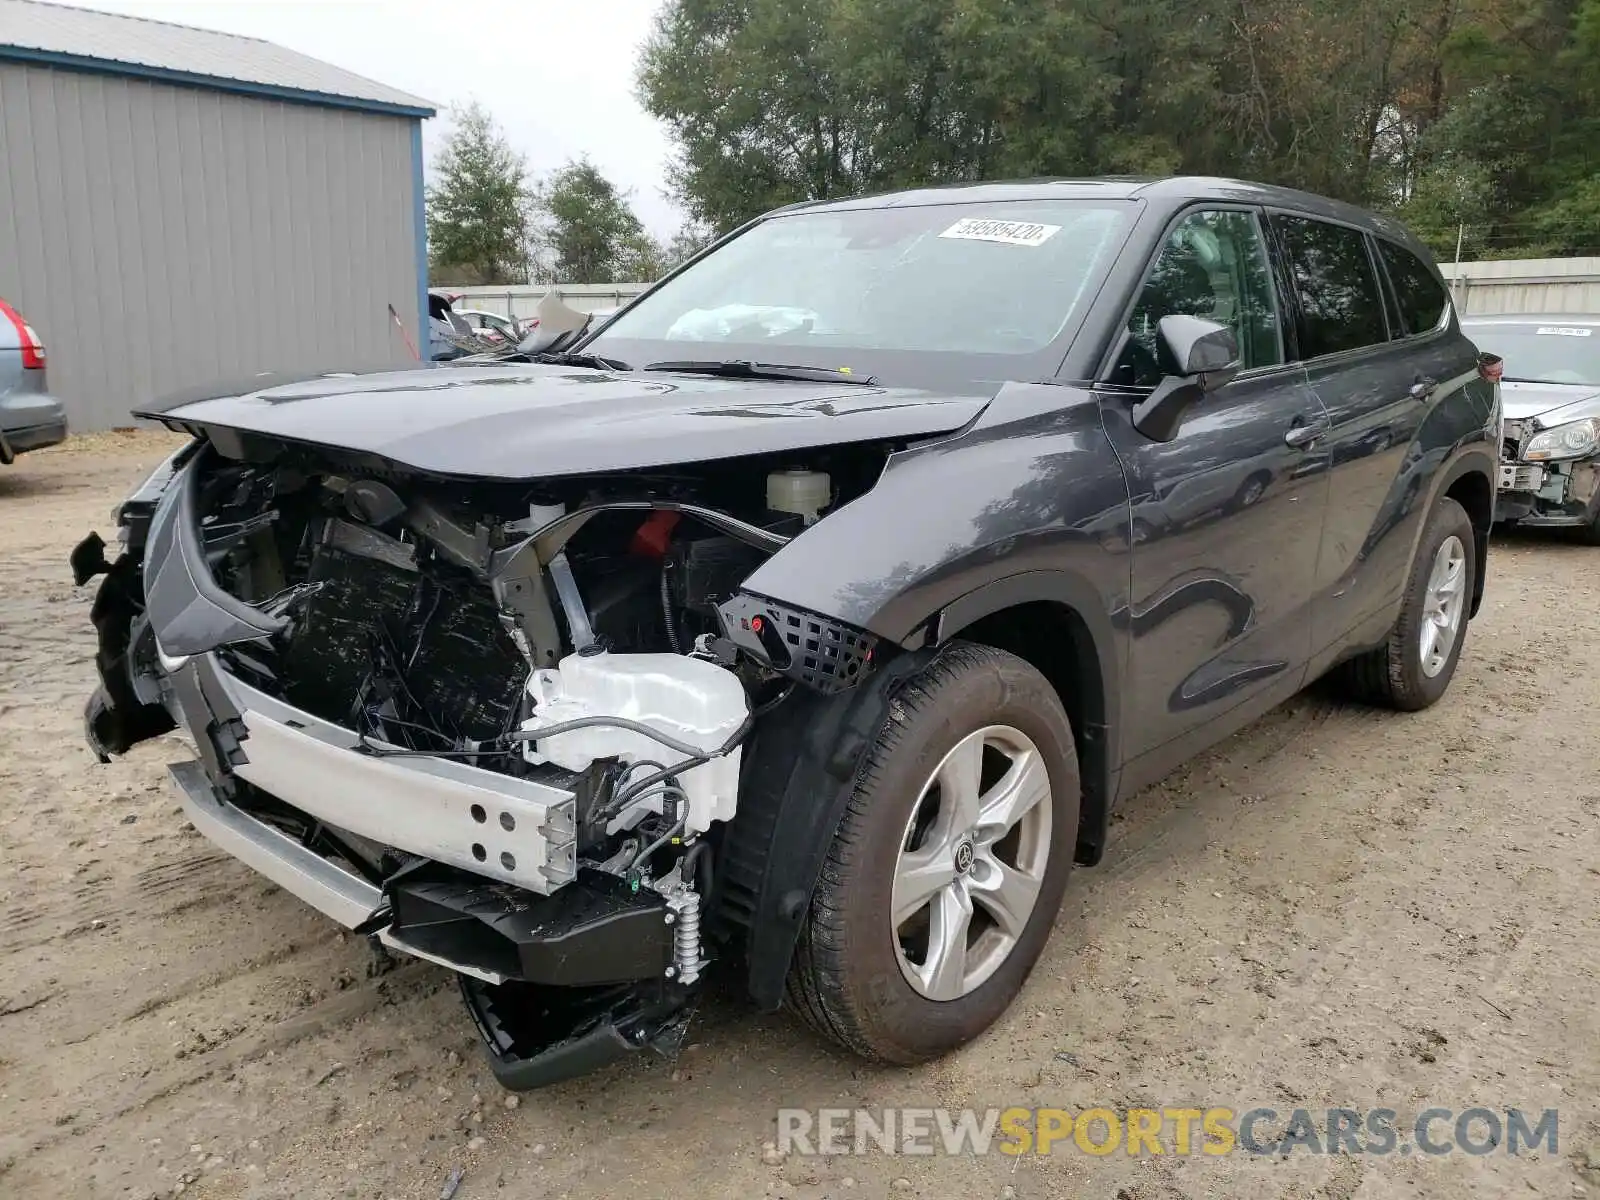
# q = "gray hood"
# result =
<box><xmin>136</xmin><ymin>363</ymin><xmax>990</xmax><ymax>479</ymax></box>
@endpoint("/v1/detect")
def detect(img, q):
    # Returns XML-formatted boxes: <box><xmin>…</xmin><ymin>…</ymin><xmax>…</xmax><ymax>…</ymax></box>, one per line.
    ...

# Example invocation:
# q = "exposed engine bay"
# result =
<box><xmin>189</xmin><ymin>439</ymin><xmax>882</xmax><ymax>834</ymax></box>
<box><xmin>78</xmin><ymin>431</ymin><xmax>890</xmax><ymax>1087</ymax></box>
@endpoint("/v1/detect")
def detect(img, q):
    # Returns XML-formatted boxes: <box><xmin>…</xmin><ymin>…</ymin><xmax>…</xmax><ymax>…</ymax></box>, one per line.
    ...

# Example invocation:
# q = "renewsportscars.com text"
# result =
<box><xmin>775</xmin><ymin>1106</ymin><xmax>1559</xmax><ymax>1158</ymax></box>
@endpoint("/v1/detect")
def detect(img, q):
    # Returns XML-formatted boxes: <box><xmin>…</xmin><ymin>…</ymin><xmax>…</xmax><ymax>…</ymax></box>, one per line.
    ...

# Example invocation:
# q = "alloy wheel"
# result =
<box><xmin>1419</xmin><ymin>533</ymin><xmax>1467</xmax><ymax>678</ymax></box>
<box><xmin>890</xmin><ymin>725</ymin><xmax>1053</xmax><ymax>1001</ymax></box>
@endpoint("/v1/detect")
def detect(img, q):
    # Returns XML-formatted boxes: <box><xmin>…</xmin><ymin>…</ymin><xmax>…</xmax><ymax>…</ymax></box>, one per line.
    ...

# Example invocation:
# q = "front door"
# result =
<box><xmin>1098</xmin><ymin>207</ymin><xmax>1331</xmax><ymax>773</ymax></box>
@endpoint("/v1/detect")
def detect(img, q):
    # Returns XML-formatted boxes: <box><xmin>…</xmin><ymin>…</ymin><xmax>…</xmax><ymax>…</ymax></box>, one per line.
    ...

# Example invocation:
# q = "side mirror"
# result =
<box><xmin>1131</xmin><ymin>315</ymin><xmax>1242</xmax><ymax>442</ymax></box>
<box><xmin>1158</xmin><ymin>314</ymin><xmax>1241</xmax><ymax>383</ymax></box>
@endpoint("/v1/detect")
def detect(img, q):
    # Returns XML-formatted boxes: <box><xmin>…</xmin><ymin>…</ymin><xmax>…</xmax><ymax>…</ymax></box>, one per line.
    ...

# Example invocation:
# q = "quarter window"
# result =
<box><xmin>1273</xmin><ymin>216</ymin><xmax>1389</xmax><ymax>358</ymax></box>
<box><xmin>1116</xmin><ymin>209</ymin><xmax>1283</xmax><ymax>387</ymax></box>
<box><xmin>1377</xmin><ymin>241</ymin><xmax>1450</xmax><ymax>337</ymax></box>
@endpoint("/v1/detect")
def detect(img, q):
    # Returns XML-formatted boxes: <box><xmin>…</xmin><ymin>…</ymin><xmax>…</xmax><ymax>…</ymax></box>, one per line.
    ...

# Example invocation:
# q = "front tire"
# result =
<box><xmin>1341</xmin><ymin>495</ymin><xmax>1475</xmax><ymax>711</ymax></box>
<box><xmin>785</xmin><ymin>643</ymin><xmax>1080</xmax><ymax>1064</ymax></box>
<box><xmin>1577</xmin><ymin>504</ymin><xmax>1600</xmax><ymax>546</ymax></box>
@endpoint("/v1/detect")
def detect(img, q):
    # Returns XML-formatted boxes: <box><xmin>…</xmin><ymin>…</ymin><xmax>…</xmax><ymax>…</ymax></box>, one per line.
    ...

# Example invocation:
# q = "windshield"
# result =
<box><xmin>1464</xmin><ymin>323</ymin><xmax>1600</xmax><ymax>386</ymax></box>
<box><xmin>584</xmin><ymin>199</ymin><xmax>1137</xmax><ymax>390</ymax></box>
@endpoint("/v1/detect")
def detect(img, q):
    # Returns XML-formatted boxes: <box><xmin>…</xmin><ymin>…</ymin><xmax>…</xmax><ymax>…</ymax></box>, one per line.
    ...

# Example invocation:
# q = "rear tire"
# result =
<box><xmin>1340</xmin><ymin>496</ymin><xmax>1475</xmax><ymax>711</ymax></box>
<box><xmin>785</xmin><ymin>643</ymin><xmax>1079</xmax><ymax>1064</ymax></box>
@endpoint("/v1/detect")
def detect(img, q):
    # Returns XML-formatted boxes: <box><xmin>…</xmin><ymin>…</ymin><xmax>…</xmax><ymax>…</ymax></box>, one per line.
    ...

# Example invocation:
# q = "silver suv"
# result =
<box><xmin>0</xmin><ymin>297</ymin><xmax>66</xmax><ymax>464</ymax></box>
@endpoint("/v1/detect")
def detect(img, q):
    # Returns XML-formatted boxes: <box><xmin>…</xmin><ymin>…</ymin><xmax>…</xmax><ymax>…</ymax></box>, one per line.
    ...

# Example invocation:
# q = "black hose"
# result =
<box><xmin>598</xmin><ymin>759</ymin><xmax>702</xmax><ymax>823</ymax></box>
<box><xmin>660</xmin><ymin>567</ymin><xmax>682</xmax><ymax>654</ymax></box>
<box><xmin>682</xmin><ymin>838</ymin><xmax>714</xmax><ymax>900</ymax></box>
<box><xmin>510</xmin><ymin>708</ymin><xmax>754</xmax><ymax>763</ymax></box>
<box><xmin>356</xmin><ymin>734</ymin><xmax>522</xmax><ymax>761</ymax></box>
<box><xmin>752</xmin><ymin>682</ymin><xmax>795</xmax><ymax>718</ymax></box>
<box><xmin>620</xmin><ymin>758</ymin><xmax>667</xmax><ymax>788</ymax></box>
<box><xmin>629</xmin><ymin>815</ymin><xmax>687</xmax><ymax>880</ymax></box>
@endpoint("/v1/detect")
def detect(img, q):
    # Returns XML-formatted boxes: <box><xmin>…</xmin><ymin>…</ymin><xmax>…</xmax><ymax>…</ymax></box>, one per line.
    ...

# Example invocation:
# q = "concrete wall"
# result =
<box><xmin>1441</xmin><ymin>258</ymin><xmax>1600</xmax><ymax>316</ymax></box>
<box><xmin>0</xmin><ymin>60</ymin><xmax>423</xmax><ymax>430</ymax></box>
<box><xmin>453</xmin><ymin>259</ymin><xmax>1600</xmax><ymax>326</ymax></box>
<box><xmin>441</xmin><ymin>282</ymin><xmax>650</xmax><ymax>322</ymax></box>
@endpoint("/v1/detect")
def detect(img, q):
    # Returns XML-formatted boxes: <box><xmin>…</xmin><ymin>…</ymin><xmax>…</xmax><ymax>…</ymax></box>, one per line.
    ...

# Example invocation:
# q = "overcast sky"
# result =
<box><xmin>45</xmin><ymin>0</ymin><xmax>685</xmax><ymax>236</ymax></box>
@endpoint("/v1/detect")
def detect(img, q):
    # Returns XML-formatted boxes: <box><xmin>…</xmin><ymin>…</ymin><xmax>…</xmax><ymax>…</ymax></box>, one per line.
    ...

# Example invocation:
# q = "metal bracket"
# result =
<box><xmin>405</xmin><ymin>498</ymin><xmax>566</xmax><ymax>669</ymax></box>
<box><xmin>489</xmin><ymin>539</ymin><xmax>565</xmax><ymax>669</ymax></box>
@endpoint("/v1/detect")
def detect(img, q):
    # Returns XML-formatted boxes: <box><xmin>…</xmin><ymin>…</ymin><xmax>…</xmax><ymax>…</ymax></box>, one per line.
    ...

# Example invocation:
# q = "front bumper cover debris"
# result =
<box><xmin>459</xmin><ymin>974</ymin><xmax>693</xmax><ymax>1090</ymax></box>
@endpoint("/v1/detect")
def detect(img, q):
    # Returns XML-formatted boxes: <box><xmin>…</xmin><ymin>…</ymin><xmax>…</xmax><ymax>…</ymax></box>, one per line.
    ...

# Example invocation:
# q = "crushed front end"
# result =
<box><xmin>1495</xmin><ymin>402</ymin><xmax>1600</xmax><ymax>532</ymax></box>
<box><xmin>73</xmin><ymin>433</ymin><xmax>884</xmax><ymax>1088</ymax></box>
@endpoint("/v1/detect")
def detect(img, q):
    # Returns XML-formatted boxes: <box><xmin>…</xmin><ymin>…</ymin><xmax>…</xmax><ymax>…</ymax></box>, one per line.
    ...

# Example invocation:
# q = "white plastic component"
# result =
<box><xmin>505</xmin><ymin>501</ymin><xmax>567</xmax><ymax>535</ymax></box>
<box><xmin>766</xmin><ymin>468</ymin><xmax>831</xmax><ymax>524</ymax></box>
<box><xmin>521</xmin><ymin>652</ymin><xmax>748</xmax><ymax>834</ymax></box>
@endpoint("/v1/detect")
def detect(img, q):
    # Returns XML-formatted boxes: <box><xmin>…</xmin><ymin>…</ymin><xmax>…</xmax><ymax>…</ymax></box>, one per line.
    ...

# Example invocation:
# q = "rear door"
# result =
<box><xmin>1268</xmin><ymin>215</ymin><xmax>1479</xmax><ymax>665</ymax></box>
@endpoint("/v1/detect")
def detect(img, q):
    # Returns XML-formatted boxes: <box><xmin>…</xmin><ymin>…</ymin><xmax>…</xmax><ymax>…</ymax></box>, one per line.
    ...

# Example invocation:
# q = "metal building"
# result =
<box><xmin>0</xmin><ymin>0</ymin><xmax>435</xmax><ymax>430</ymax></box>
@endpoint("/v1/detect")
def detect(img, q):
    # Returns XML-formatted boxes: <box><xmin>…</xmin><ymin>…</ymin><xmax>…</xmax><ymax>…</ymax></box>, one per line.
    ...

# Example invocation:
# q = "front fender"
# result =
<box><xmin>724</xmin><ymin>385</ymin><xmax>1136</xmax><ymax>1004</ymax></box>
<box><xmin>738</xmin><ymin>383</ymin><xmax>1131</xmax><ymax>646</ymax></box>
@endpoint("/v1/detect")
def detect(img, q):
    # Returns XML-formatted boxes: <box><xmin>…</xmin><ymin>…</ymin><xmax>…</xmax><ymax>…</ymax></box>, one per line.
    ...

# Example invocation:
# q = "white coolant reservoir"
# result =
<box><xmin>521</xmin><ymin>652</ymin><xmax>748</xmax><ymax>834</ymax></box>
<box><xmin>766</xmin><ymin>468</ymin><xmax>831</xmax><ymax>524</ymax></box>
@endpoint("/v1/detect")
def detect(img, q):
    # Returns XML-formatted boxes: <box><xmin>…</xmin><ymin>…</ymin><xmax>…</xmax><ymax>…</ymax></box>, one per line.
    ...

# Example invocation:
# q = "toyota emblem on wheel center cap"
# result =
<box><xmin>953</xmin><ymin>840</ymin><xmax>976</xmax><ymax>874</ymax></box>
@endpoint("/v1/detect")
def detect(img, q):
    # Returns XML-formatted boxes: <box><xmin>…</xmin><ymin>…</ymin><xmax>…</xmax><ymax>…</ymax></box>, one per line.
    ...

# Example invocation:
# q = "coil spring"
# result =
<box><xmin>672</xmin><ymin>891</ymin><xmax>702</xmax><ymax>985</ymax></box>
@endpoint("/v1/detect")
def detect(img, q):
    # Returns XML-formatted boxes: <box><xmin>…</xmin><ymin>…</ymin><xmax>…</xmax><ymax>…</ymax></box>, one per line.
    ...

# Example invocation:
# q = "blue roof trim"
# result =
<box><xmin>0</xmin><ymin>44</ymin><xmax>436</xmax><ymax>118</ymax></box>
<box><xmin>411</xmin><ymin>122</ymin><xmax>430</xmax><ymax>361</ymax></box>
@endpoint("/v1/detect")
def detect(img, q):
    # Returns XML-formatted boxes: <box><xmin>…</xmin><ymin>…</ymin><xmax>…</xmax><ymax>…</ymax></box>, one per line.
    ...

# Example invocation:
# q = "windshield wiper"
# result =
<box><xmin>532</xmin><ymin>350</ymin><xmax>631</xmax><ymax>370</ymax></box>
<box><xmin>642</xmin><ymin>359</ymin><xmax>878</xmax><ymax>385</ymax></box>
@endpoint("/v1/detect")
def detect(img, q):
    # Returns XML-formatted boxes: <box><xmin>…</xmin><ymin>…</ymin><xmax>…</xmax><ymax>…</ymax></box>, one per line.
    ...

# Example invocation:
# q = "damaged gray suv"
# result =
<box><xmin>74</xmin><ymin>178</ymin><xmax>1500</xmax><ymax>1089</ymax></box>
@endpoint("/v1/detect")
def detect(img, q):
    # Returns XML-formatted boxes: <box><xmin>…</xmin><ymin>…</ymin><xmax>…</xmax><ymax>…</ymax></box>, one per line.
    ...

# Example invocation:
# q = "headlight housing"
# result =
<box><xmin>1523</xmin><ymin>417</ymin><xmax>1600</xmax><ymax>462</ymax></box>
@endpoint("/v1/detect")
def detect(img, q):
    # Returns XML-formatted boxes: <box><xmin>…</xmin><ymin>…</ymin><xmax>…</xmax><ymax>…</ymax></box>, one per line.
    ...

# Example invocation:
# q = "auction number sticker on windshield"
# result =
<box><xmin>1535</xmin><ymin>326</ymin><xmax>1593</xmax><ymax>336</ymax></box>
<box><xmin>939</xmin><ymin>217</ymin><xmax>1061</xmax><ymax>247</ymax></box>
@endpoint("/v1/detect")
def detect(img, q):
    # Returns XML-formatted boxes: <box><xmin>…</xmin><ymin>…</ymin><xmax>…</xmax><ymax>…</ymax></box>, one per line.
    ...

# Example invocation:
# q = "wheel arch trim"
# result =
<box><xmin>931</xmin><ymin>571</ymin><xmax>1122</xmax><ymax>867</ymax></box>
<box><xmin>1432</xmin><ymin>449</ymin><xmax>1496</xmax><ymax>619</ymax></box>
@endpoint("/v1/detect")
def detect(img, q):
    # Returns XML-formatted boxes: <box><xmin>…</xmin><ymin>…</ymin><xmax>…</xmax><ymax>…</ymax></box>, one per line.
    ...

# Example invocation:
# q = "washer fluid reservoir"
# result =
<box><xmin>766</xmin><ymin>468</ymin><xmax>831</xmax><ymax>524</ymax></box>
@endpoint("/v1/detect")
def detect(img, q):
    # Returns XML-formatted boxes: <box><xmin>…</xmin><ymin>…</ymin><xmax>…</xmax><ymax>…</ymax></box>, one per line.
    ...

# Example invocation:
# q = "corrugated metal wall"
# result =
<box><xmin>0</xmin><ymin>61</ymin><xmax>421</xmax><ymax>430</ymax></box>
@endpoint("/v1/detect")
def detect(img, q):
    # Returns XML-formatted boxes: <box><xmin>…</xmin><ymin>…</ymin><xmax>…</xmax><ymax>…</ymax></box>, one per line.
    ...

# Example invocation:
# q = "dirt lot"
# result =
<box><xmin>0</xmin><ymin>432</ymin><xmax>1595</xmax><ymax>1200</ymax></box>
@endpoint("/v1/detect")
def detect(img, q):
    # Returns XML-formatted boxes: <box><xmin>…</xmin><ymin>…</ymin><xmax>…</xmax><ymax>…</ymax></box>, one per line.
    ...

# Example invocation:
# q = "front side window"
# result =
<box><xmin>1115</xmin><ymin>209</ymin><xmax>1283</xmax><ymax>387</ymax></box>
<box><xmin>1274</xmin><ymin>216</ymin><xmax>1388</xmax><ymax>358</ymax></box>
<box><xmin>1378</xmin><ymin>241</ymin><xmax>1450</xmax><ymax>337</ymax></box>
<box><xmin>584</xmin><ymin>200</ymin><xmax>1135</xmax><ymax>388</ymax></box>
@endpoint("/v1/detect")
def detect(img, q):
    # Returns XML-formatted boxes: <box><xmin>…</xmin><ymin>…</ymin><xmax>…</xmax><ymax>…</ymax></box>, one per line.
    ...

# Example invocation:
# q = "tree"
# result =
<box><xmin>663</xmin><ymin>222</ymin><xmax>719</xmax><ymax>269</ymax></box>
<box><xmin>533</xmin><ymin>159</ymin><xmax>661</xmax><ymax>282</ymax></box>
<box><xmin>638</xmin><ymin>0</ymin><xmax>1600</xmax><ymax>259</ymax></box>
<box><xmin>425</xmin><ymin>102</ymin><xmax>532</xmax><ymax>285</ymax></box>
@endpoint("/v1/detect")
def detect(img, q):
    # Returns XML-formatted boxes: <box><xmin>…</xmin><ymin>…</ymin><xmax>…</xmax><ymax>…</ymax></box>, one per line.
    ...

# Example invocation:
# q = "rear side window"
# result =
<box><xmin>1377</xmin><ymin>241</ymin><xmax>1449</xmax><ymax>336</ymax></box>
<box><xmin>1272</xmin><ymin>216</ymin><xmax>1389</xmax><ymax>358</ymax></box>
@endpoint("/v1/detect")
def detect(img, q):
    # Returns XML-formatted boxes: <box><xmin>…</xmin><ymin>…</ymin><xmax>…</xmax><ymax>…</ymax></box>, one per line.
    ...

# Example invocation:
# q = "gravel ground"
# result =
<box><xmin>0</xmin><ymin>432</ymin><xmax>1595</xmax><ymax>1200</ymax></box>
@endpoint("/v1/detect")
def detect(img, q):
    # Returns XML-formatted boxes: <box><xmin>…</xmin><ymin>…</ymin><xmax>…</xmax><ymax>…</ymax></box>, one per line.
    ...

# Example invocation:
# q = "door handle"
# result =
<box><xmin>1284</xmin><ymin>418</ymin><xmax>1329</xmax><ymax>449</ymax></box>
<box><xmin>1410</xmin><ymin>376</ymin><xmax>1437</xmax><ymax>400</ymax></box>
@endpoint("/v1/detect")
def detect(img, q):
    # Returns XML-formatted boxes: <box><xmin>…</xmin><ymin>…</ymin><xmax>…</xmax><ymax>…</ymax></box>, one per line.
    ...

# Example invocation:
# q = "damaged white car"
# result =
<box><xmin>1464</xmin><ymin>314</ymin><xmax>1600</xmax><ymax>541</ymax></box>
